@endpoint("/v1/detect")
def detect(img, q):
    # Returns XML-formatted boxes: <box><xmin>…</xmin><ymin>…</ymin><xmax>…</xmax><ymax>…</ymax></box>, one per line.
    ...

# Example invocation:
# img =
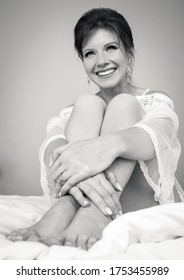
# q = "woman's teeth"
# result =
<box><xmin>97</xmin><ymin>68</ymin><xmax>116</xmax><ymax>76</ymax></box>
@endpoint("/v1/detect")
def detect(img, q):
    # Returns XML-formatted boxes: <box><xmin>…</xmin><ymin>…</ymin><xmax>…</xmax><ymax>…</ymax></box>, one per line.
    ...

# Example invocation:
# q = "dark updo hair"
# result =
<box><xmin>74</xmin><ymin>8</ymin><xmax>134</xmax><ymax>60</ymax></box>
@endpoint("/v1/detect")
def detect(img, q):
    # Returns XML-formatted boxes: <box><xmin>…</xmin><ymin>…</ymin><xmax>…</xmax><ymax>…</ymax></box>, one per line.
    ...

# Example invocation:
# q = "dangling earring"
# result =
<box><xmin>87</xmin><ymin>77</ymin><xmax>91</xmax><ymax>86</ymax></box>
<box><xmin>126</xmin><ymin>57</ymin><xmax>132</xmax><ymax>83</ymax></box>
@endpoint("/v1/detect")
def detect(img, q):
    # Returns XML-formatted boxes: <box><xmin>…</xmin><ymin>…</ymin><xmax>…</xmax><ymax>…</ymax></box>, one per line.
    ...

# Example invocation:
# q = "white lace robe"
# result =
<box><xmin>39</xmin><ymin>92</ymin><xmax>183</xmax><ymax>205</ymax></box>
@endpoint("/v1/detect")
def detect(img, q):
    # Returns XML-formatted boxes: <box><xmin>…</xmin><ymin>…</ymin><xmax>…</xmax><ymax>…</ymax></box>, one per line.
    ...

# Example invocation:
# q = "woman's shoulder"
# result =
<box><xmin>136</xmin><ymin>88</ymin><xmax>174</xmax><ymax>110</ymax></box>
<box><xmin>134</xmin><ymin>87</ymin><xmax>170</xmax><ymax>98</ymax></box>
<box><xmin>142</xmin><ymin>89</ymin><xmax>170</xmax><ymax>98</ymax></box>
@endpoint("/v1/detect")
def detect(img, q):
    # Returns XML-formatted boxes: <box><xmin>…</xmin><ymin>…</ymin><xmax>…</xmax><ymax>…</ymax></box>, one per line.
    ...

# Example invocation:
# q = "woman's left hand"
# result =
<box><xmin>58</xmin><ymin>171</ymin><xmax>122</xmax><ymax>219</ymax></box>
<box><xmin>49</xmin><ymin>135</ymin><xmax>117</xmax><ymax>193</ymax></box>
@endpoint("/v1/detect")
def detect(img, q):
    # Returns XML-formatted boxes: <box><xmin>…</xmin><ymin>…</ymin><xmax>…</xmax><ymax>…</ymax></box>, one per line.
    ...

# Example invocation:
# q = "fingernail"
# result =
<box><xmin>49</xmin><ymin>155</ymin><xmax>54</xmax><ymax>167</ymax></box>
<box><xmin>116</xmin><ymin>213</ymin><xmax>121</xmax><ymax>218</ymax></box>
<box><xmin>116</xmin><ymin>182</ymin><xmax>123</xmax><ymax>191</ymax></box>
<box><xmin>119</xmin><ymin>210</ymin><xmax>123</xmax><ymax>215</ymax></box>
<box><xmin>83</xmin><ymin>200</ymin><xmax>89</xmax><ymax>206</ymax></box>
<box><xmin>105</xmin><ymin>207</ymin><xmax>113</xmax><ymax>215</ymax></box>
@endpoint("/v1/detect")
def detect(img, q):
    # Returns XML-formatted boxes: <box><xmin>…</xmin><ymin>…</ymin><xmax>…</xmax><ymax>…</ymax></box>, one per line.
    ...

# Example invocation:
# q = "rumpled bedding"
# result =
<box><xmin>0</xmin><ymin>195</ymin><xmax>184</xmax><ymax>260</ymax></box>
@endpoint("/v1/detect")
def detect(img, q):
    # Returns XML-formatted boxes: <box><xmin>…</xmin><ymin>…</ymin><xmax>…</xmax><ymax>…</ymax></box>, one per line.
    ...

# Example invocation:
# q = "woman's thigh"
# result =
<box><xmin>120</xmin><ymin>163</ymin><xmax>158</xmax><ymax>213</ymax></box>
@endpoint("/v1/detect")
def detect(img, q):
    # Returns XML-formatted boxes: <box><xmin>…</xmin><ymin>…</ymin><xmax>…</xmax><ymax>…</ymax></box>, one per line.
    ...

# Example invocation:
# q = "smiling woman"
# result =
<box><xmin>7</xmin><ymin>7</ymin><xmax>183</xmax><ymax>251</ymax></box>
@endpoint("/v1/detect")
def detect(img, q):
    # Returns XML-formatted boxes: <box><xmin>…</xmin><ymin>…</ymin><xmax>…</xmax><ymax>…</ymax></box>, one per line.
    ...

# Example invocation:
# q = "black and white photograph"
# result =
<box><xmin>0</xmin><ymin>0</ymin><xmax>184</xmax><ymax>270</ymax></box>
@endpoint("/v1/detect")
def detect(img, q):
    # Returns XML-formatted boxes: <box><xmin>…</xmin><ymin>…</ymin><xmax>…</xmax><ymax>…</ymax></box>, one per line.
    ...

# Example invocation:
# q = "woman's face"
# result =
<box><xmin>82</xmin><ymin>28</ymin><xmax>129</xmax><ymax>92</ymax></box>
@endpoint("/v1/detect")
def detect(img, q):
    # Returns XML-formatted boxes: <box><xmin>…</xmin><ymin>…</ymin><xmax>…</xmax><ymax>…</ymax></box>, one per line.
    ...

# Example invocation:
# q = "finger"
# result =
<box><xmin>99</xmin><ymin>176</ymin><xmax>122</xmax><ymax>213</ymax></box>
<box><xmin>49</xmin><ymin>155</ymin><xmax>63</xmax><ymax>174</ymax></box>
<box><xmin>55</xmin><ymin>182</ymin><xmax>62</xmax><ymax>198</ymax></box>
<box><xmin>50</xmin><ymin>164</ymin><xmax>67</xmax><ymax>181</ymax></box>
<box><xmin>86</xmin><ymin>178</ymin><xmax>120</xmax><ymax>215</ymax></box>
<box><xmin>49</xmin><ymin>148</ymin><xmax>61</xmax><ymax>167</ymax></box>
<box><xmin>78</xmin><ymin>183</ymin><xmax>113</xmax><ymax>216</ymax></box>
<box><xmin>51</xmin><ymin>144</ymin><xmax>70</xmax><ymax>166</ymax></box>
<box><xmin>69</xmin><ymin>187</ymin><xmax>90</xmax><ymax>207</ymax></box>
<box><xmin>53</xmin><ymin>144</ymin><xmax>69</xmax><ymax>155</ymax></box>
<box><xmin>60</xmin><ymin>173</ymin><xmax>90</xmax><ymax>196</ymax></box>
<box><xmin>105</xmin><ymin>170</ymin><xmax>123</xmax><ymax>192</ymax></box>
<box><xmin>99</xmin><ymin>173</ymin><xmax>117</xmax><ymax>194</ymax></box>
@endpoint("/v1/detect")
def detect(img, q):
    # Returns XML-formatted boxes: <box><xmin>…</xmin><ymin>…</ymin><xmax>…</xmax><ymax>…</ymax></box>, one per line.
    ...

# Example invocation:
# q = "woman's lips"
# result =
<box><xmin>96</xmin><ymin>68</ymin><xmax>116</xmax><ymax>77</ymax></box>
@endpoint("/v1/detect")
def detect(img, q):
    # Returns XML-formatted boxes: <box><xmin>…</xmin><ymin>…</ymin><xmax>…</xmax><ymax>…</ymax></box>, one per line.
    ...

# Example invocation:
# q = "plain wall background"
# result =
<box><xmin>0</xmin><ymin>0</ymin><xmax>183</xmax><ymax>195</ymax></box>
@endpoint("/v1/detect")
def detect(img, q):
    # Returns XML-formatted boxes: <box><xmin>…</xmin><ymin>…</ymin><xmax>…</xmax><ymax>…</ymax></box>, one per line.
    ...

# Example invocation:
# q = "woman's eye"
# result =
<box><xmin>84</xmin><ymin>51</ymin><xmax>95</xmax><ymax>58</ymax></box>
<box><xmin>106</xmin><ymin>45</ymin><xmax>118</xmax><ymax>52</ymax></box>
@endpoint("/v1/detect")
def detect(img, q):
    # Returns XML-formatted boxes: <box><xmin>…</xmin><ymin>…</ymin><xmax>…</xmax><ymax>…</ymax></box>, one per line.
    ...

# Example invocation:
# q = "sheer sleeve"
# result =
<box><xmin>135</xmin><ymin>94</ymin><xmax>182</xmax><ymax>204</ymax></box>
<box><xmin>39</xmin><ymin>106</ymin><xmax>73</xmax><ymax>203</ymax></box>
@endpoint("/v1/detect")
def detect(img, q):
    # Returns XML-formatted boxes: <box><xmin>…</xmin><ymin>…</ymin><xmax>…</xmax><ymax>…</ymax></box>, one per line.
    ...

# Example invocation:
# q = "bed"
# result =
<box><xmin>0</xmin><ymin>194</ymin><xmax>184</xmax><ymax>260</ymax></box>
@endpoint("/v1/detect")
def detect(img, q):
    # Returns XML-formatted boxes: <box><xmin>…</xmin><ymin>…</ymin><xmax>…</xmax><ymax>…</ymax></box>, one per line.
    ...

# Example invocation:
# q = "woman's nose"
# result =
<box><xmin>96</xmin><ymin>52</ymin><xmax>108</xmax><ymax>67</ymax></box>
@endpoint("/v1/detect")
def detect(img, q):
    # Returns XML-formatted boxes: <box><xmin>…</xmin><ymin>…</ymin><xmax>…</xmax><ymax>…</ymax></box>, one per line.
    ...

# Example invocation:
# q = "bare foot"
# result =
<box><xmin>59</xmin><ymin>203</ymin><xmax>111</xmax><ymax>250</ymax></box>
<box><xmin>7</xmin><ymin>195</ymin><xmax>79</xmax><ymax>246</ymax></box>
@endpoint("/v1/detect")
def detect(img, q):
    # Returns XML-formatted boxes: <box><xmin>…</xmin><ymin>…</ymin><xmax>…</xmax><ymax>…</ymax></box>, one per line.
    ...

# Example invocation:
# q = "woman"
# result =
<box><xmin>8</xmin><ymin>8</ymin><xmax>182</xmax><ymax>250</ymax></box>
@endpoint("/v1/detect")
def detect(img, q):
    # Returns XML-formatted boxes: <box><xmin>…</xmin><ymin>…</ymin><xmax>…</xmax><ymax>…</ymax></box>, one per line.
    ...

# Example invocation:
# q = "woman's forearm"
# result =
<box><xmin>111</xmin><ymin>126</ymin><xmax>155</xmax><ymax>161</ymax></box>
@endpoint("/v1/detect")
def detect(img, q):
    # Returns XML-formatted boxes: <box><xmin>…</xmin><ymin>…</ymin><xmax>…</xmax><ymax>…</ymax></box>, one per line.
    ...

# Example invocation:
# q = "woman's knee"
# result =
<box><xmin>74</xmin><ymin>94</ymin><xmax>106</xmax><ymax>111</ymax></box>
<box><xmin>107</xmin><ymin>94</ymin><xmax>143</xmax><ymax>120</ymax></box>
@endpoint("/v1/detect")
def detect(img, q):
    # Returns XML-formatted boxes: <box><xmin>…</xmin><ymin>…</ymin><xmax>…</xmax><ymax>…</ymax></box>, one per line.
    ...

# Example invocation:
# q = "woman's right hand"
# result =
<box><xmin>58</xmin><ymin>170</ymin><xmax>123</xmax><ymax>219</ymax></box>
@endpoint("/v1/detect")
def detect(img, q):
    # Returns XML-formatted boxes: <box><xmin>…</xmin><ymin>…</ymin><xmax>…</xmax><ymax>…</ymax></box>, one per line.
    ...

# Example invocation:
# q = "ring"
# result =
<box><xmin>57</xmin><ymin>174</ymin><xmax>66</xmax><ymax>184</ymax></box>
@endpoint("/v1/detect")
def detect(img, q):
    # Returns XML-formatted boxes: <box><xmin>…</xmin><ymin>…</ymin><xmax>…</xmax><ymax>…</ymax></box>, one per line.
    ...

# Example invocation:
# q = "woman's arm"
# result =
<box><xmin>112</xmin><ymin>126</ymin><xmax>156</xmax><ymax>161</ymax></box>
<box><xmin>49</xmin><ymin>128</ymin><xmax>154</xmax><ymax>187</ymax></box>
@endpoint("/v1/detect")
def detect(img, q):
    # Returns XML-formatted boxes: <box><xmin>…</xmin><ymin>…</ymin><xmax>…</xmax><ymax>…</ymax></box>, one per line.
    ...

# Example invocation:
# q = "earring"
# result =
<box><xmin>126</xmin><ymin>58</ymin><xmax>132</xmax><ymax>83</ymax></box>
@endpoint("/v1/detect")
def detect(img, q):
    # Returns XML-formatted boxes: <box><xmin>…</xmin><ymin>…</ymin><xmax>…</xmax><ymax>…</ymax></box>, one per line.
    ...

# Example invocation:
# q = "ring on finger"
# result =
<box><xmin>57</xmin><ymin>174</ymin><xmax>66</xmax><ymax>185</ymax></box>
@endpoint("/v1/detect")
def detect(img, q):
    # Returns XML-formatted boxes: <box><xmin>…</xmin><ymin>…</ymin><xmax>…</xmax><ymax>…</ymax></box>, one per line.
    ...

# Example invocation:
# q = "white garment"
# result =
<box><xmin>39</xmin><ymin>90</ymin><xmax>183</xmax><ymax>204</ymax></box>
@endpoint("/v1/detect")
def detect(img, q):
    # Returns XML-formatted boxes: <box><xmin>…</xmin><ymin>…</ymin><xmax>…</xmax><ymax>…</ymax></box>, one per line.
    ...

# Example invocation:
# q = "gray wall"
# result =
<box><xmin>0</xmin><ymin>0</ymin><xmax>183</xmax><ymax>195</ymax></box>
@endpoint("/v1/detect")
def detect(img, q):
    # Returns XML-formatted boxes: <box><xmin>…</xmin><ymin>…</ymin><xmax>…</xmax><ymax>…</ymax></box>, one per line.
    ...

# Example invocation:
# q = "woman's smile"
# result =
<box><xmin>96</xmin><ymin>67</ymin><xmax>117</xmax><ymax>78</ymax></box>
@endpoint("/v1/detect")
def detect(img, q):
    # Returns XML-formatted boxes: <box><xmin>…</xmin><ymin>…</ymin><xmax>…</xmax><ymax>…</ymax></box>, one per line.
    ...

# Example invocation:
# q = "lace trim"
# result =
<box><xmin>39</xmin><ymin>135</ymin><xmax>65</xmax><ymax>204</ymax></box>
<box><xmin>135</xmin><ymin>123</ymin><xmax>173</xmax><ymax>203</ymax></box>
<box><xmin>136</xmin><ymin>93</ymin><xmax>174</xmax><ymax>111</ymax></box>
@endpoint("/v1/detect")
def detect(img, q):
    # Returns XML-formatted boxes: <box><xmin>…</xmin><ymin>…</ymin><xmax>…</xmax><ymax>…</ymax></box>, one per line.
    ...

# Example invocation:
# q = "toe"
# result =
<box><xmin>7</xmin><ymin>228</ymin><xmax>26</xmax><ymax>241</ymax></box>
<box><xmin>57</xmin><ymin>233</ymin><xmax>65</xmax><ymax>245</ymax></box>
<box><xmin>26</xmin><ymin>231</ymin><xmax>40</xmax><ymax>242</ymax></box>
<box><xmin>87</xmin><ymin>237</ymin><xmax>97</xmax><ymax>250</ymax></box>
<box><xmin>77</xmin><ymin>234</ymin><xmax>88</xmax><ymax>250</ymax></box>
<box><xmin>64</xmin><ymin>232</ymin><xmax>77</xmax><ymax>247</ymax></box>
<box><xmin>42</xmin><ymin>237</ymin><xmax>61</xmax><ymax>246</ymax></box>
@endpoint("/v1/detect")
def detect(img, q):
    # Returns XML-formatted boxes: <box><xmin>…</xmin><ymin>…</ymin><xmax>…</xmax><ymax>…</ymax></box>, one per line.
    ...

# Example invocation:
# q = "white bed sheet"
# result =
<box><xmin>0</xmin><ymin>195</ymin><xmax>184</xmax><ymax>260</ymax></box>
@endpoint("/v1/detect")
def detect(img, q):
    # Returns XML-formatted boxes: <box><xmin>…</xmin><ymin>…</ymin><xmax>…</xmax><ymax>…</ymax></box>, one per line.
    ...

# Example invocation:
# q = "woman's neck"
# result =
<box><xmin>98</xmin><ymin>82</ymin><xmax>134</xmax><ymax>104</ymax></box>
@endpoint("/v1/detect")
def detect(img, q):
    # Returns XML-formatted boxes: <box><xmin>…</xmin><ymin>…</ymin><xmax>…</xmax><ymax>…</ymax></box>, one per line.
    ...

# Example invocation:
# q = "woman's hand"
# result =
<box><xmin>57</xmin><ymin>170</ymin><xmax>123</xmax><ymax>219</ymax></box>
<box><xmin>49</xmin><ymin>134</ymin><xmax>118</xmax><ymax>192</ymax></box>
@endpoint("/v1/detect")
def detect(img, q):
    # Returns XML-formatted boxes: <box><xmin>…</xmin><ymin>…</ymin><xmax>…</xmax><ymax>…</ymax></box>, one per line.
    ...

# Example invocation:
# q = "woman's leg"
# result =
<box><xmin>59</xmin><ymin>94</ymin><xmax>145</xmax><ymax>249</ymax></box>
<box><xmin>101</xmin><ymin>94</ymin><xmax>158</xmax><ymax>212</ymax></box>
<box><xmin>7</xmin><ymin>195</ymin><xmax>80</xmax><ymax>245</ymax></box>
<box><xmin>60</xmin><ymin>94</ymin><xmax>112</xmax><ymax>249</ymax></box>
<box><xmin>8</xmin><ymin>95</ymin><xmax>106</xmax><ymax>245</ymax></box>
<box><xmin>100</xmin><ymin>94</ymin><xmax>142</xmax><ymax>194</ymax></box>
<box><xmin>58</xmin><ymin>94</ymin><xmax>157</xmax><ymax>250</ymax></box>
<box><xmin>65</xmin><ymin>94</ymin><xmax>106</xmax><ymax>141</ymax></box>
